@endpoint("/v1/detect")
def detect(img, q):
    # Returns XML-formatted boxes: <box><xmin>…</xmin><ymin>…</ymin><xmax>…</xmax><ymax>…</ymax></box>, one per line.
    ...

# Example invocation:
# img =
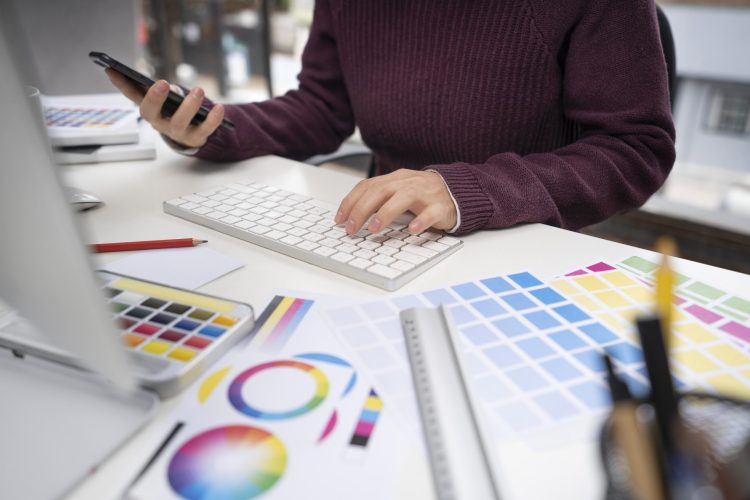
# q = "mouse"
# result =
<box><xmin>65</xmin><ymin>186</ymin><xmax>104</xmax><ymax>211</ymax></box>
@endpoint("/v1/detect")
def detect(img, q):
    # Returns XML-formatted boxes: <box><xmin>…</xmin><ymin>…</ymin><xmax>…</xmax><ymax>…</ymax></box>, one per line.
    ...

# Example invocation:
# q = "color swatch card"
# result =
<box><xmin>128</xmin><ymin>294</ymin><xmax>426</xmax><ymax>500</ymax></box>
<box><xmin>554</xmin><ymin>260</ymin><xmax>750</xmax><ymax>400</ymax></box>
<box><xmin>322</xmin><ymin>272</ymin><xmax>623</xmax><ymax>445</ymax></box>
<box><xmin>618</xmin><ymin>255</ymin><xmax>750</xmax><ymax>347</ymax></box>
<box><xmin>322</xmin><ymin>266</ymin><xmax>750</xmax><ymax>448</ymax></box>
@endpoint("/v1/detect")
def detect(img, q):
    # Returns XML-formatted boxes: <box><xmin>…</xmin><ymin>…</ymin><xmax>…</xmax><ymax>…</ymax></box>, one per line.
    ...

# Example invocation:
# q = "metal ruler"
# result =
<box><xmin>400</xmin><ymin>306</ymin><xmax>502</xmax><ymax>500</ymax></box>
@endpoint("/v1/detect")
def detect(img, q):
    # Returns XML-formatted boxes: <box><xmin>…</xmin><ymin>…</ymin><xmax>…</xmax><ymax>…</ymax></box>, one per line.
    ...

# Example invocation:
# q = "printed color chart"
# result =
<box><xmin>228</xmin><ymin>360</ymin><xmax>329</xmax><ymax>420</ymax></box>
<box><xmin>168</xmin><ymin>425</ymin><xmax>286</xmax><ymax>500</ymax></box>
<box><xmin>324</xmin><ymin>272</ymin><xmax>620</xmax><ymax>436</ymax></box>
<box><xmin>553</xmin><ymin>261</ymin><xmax>750</xmax><ymax>399</ymax></box>
<box><xmin>324</xmin><ymin>267</ymin><xmax>750</xmax><ymax>441</ymax></box>
<box><xmin>619</xmin><ymin>256</ymin><xmax>750</xmax><ymax>345</ymax></box>
<box><xmin>249</xmin><ymin>296</ymin><xmax>314</xmax><ymax>353</ymax></box>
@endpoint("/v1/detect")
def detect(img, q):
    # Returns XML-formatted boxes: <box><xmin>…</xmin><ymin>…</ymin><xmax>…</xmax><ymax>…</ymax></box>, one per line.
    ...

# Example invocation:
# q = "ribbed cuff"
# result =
<box><xmin>424</xmin><ymin>163</ymin><xmax>494</xmax><ymax>235</ymax></box>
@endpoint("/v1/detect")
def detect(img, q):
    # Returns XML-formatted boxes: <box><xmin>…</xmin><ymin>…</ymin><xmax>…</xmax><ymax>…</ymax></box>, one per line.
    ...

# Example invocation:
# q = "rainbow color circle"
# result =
<box><xmin>229</xmin><ymin>360</ymin><xmax>329</xmax><ymax>420</ymax></box>
<box><xmin>168</xmin><ymin>425</ymin><xmax>286</xmax><ymax>499</ymax></box>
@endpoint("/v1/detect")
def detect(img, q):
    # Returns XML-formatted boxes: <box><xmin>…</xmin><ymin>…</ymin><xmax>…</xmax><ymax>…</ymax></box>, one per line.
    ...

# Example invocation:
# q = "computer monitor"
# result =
<box><xmin>0</xmin><ymin>3</ymin><xmax>133</xmax><ymax>391</ymax></box>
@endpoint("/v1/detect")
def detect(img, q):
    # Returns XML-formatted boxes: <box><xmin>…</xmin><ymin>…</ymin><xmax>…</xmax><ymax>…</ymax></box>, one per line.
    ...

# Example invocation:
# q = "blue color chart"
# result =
<box><xmin>324</xmin><ymin>271</ymin><xmax>624</xmax><ymax>438</ymax></box>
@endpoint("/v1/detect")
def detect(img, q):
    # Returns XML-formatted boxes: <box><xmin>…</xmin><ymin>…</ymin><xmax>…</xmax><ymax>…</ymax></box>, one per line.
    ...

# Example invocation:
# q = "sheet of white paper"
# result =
<box><xmin>99</xmin><ymin>246</ymin><xmax>245</xmax><ymax>290</ymax></box>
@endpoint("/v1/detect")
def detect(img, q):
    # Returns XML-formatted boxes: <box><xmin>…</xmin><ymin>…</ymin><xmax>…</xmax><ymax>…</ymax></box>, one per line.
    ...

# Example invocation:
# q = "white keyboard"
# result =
<box><xmin>164</xmin><ymin>180</ymin><xmax>463</xmax><ymax>290</ymax></box>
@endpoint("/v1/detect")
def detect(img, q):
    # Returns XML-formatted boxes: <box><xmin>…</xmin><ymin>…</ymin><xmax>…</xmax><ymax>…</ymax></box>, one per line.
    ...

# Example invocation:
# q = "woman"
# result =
<box><xmin>108</xmin><ymin>0</ymin><xmax>675</xmax><ymax>238</ymax></box>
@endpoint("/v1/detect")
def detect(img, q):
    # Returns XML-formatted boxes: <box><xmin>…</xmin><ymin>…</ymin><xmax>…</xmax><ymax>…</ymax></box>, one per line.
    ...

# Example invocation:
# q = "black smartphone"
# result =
<box><xmin>89</xmin><ymin>51</ymin><xmax>234</xmax><ymax>130</ymax></box>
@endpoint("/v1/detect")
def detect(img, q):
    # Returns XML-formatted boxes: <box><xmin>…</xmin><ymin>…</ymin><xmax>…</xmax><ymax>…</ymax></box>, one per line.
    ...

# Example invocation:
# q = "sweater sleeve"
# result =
<box><xmin>195</xmin><ymin>0</ymin><xmax>355</xmax><ymax>162</ymax></box>
<box><xmin>426</xmin><ymin>0</ymin><xmax>675</xmax><ymax>235</ymax></box>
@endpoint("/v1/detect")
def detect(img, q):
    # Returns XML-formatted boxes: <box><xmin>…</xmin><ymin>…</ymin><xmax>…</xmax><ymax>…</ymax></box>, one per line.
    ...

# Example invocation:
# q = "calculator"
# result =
<box><xmin>99</xmin><ymin>271</ymin><xmax>255</xmax><ymax>397</ymax></box>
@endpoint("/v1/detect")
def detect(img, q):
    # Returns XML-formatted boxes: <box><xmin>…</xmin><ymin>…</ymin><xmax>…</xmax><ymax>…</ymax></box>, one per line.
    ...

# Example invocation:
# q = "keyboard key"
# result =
<box><xmin>337</xmin><ymin>243</ymin><xmax>359</xmax><ymax>254</ymax></box>
<box><xmin>288</xmin><ymin>227</ymin><xmax>308</xmax><ymax>237</ymax></box>
<box><xmin>394</xmin><ymin>251</ymin><xmax>427</xmax><ymax>265</ymax></box>
<box><xmin>383</xmin><ymin>239</ymin><xmax>407</xmax><ymax>249</ymax></box>
<box><xmin>272</xmin><ymin>222</ymin><xmax>293</xmax><ymax>232</ymax></box>
<box><xmin>423</xmin><ymin>241</ymin><xmax>449</xmax><ymax>252</ymax></box>
<box><xmin>348</xmin><ymin>258</ymin><xmax>373</xmax><ymax>270</ymax></box>
<box><xmin>402</xmin><ymin>244</ymin><xmax>438</xmax><ymax>258</ymax></box>
<box><xmin>280</xmin><ymin>235</ymin><xmax>303</xmax><ymax>246</ymax></box>
<box><xmin>376</xmin><ymin>246</ymin><xmax>399</xmax><ymax>256</ymax></box>
<box><xmin>303</xmin><ymin>232</ymin><xmax>325</xmax><ymax>242</ymax></box>
<box><xmin>368</xmin><ymin>264</ymin><xmax>401</xmax><ymax>279</ymax></box>
<box><xmin>354</xmin><ymin>248</ymin><xmax>377</xmax><ymax>260</ymax></box>
<box><xmin>392</xmin><ymin>260</ymin><xmax>416</xmax><ymax>272</ymax></box>
<box><xmin>314</xmin><ymin>246</ymin><xmax>337</xmax><ymax>257</ymax></box>
<box><xmin>220</xmin><ymin>215</ymin><xmax>241</xmax><ymax>224</ymax></box>
<box><xmin>249</xmin><ymin>225</ymin><xmax>271</xmax><ymax>235</ymax></box>
<box><xmin>438</xmin><ymin>236</ymin><xmax>461</xmax><ymax>247</ymax></box>
<box><xmin>373</xmin><ymin>254</ymin><xmax>396</xmax><ymax>266</ymax></box>
<box><xmin>296</xmin><ymin>240</ymin><xmax>319</xmax><ymax>252</ymax></box>
<box><xmin>166</xmin><ymin>198</ymin><xmax>187</xmax><ymax>207</ymax></box>
<box><xmin>234</xmin><ymin>220</ymin><xmax>254</xmax><ymax>229</ymax></box>
<box><xmin>421</xmin><ymin>230</ymin><xmax>443</xmax><ymax>241</ymax></box>
<box><xmin>265</xmin><ymin>230</ymin><xmax>286</xmax><ymax>240</ymax></box>
<box><xmin>386</xmin><ymin>230</ymin><xmax>409</xmax><ymax>240</ymax></box>
<box><xmin>331</xmin><ymin>252</ymin><xmax>355</xmax><ymax>263</ymax></box>
<box><xmin>405</xmin><ymin>235</ymin><xmax>427</xmax><ymax>245</ymax></box>
<box><xmin>319</xmin><ymin>238</ymin><xmax>341</xmax><ymax>248</ymax></box>
<box><xmin>358</xmin><ymin>240</ymin><xmax>380</xmax><ymax>251</ymax></box>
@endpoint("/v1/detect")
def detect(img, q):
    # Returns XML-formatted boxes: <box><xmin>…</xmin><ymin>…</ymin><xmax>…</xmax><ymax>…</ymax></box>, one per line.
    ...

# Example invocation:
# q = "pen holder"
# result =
<box><xmin>600</xmin><ymin>392</ymin><xmax>750</xmax><ymax>500</ymax></box>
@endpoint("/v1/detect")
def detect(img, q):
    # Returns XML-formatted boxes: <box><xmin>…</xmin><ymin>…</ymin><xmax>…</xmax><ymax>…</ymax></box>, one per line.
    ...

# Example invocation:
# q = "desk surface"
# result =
<box><xmin>64</xmin><ymin>141</ymin><xmax>750</xmax><ymax>500</ymax></box>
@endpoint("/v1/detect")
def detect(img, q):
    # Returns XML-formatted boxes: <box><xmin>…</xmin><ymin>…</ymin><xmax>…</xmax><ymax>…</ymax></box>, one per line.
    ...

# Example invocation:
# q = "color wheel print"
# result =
<box><xmin>168</xmin><ymin>425</ymin><xmax>286</xmax><ymax>500</ymax></box>
<box><xmin>229</xmin><ymin>360</ymin><xmax>329</xmax><ymax>419</ymax></box>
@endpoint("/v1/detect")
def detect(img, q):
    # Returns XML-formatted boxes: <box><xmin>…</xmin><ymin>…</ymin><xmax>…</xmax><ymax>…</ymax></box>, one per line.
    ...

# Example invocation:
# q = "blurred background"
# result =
<box><xmin>12</xmin><ymin>0</ymin><xmax>750</xmax><ymax>273</ymax></box>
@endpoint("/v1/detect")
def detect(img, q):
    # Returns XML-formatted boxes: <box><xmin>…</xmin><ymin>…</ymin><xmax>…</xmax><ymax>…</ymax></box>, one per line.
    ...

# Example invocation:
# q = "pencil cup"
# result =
<box><xmin>600</xmin><ymin>393</ymin><xmax>750</xmax><ymax>500</ymax></box>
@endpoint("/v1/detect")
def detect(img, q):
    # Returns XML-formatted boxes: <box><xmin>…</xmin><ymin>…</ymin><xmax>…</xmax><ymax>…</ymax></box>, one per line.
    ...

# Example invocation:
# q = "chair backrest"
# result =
<box><xmin>656</xmin><ymin>4</ymin><xmax>677</xmax><ymax>109</ymax></box>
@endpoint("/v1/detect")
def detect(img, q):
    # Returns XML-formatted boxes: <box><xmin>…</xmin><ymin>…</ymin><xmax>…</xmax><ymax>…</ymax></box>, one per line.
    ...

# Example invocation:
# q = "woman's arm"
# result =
<box><xmin>195</xmin><ymin>0</ymin><xmax>356</xmax><ymax>162</ymax></box>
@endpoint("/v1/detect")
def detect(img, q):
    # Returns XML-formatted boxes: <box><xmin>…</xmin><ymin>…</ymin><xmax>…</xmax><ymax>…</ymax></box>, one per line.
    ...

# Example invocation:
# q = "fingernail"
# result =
<box><xmin>409</xmin><ymin>220</ymin><xmax>424</xmax><ymax>233</ymax></box>
<box><xmin>335</xmin><ymin>210</ymin><xmax>344</xmax><ymax>224</ymax></box>
<box><xmin>345</xmin><ymin>218</ymin><xmax>356</xmax><ymax>233</ymax></box>
<box><xmin>155</xmin><ymin>81</ymin><xmax>168</xmax><ymax>94</ymax></box>
<box><xmin>190</xmin><ymin>87</ymin><xmax>204</xmax><ymax>98</ymax></box>
<box><xmin>368</xmin><ymin>217</ymin><xmax>382</xmax><ymax>233</ymax></box>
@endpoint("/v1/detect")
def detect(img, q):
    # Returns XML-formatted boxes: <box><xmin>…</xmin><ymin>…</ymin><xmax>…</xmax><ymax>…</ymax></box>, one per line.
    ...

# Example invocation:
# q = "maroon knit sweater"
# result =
<box><xmin>195</xmin><ymin>0</ymin><xmax>675</xmax><ymax>235</ymax></box>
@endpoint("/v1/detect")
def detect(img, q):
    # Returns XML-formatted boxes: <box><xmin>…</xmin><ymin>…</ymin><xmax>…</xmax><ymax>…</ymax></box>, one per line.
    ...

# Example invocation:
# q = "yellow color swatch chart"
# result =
<box><xmin>551</xmin><ymin>261</ymin><xmax>750</xmax><ymax>399</ymax></box>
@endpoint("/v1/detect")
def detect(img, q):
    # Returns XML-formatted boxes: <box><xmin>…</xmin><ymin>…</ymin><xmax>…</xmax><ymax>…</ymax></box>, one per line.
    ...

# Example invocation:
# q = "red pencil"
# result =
<box><xmin>91</xmin><ymin>238</ymin><xmax>207</xmax><ymax>253</ymax></box>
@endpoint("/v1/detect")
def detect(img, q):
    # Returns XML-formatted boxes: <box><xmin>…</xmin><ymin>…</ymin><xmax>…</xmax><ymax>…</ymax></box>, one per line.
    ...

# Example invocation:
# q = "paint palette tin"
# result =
<box><xmin>99</xmin><ymin>271</ymin><xmax>254</xmax><ymax>397</ymax></box>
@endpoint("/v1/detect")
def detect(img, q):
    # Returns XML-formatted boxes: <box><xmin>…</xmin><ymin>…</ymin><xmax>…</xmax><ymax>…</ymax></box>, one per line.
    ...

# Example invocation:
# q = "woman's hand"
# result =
<box><xmin>105</xmin><ymin>68</ymin><xmax>225</xmax><ymax>149</ymax></box>
<box><xmin>335</xmin><ymin>169</ymin><xmax>457</xmax><ymax>235</ymax></box>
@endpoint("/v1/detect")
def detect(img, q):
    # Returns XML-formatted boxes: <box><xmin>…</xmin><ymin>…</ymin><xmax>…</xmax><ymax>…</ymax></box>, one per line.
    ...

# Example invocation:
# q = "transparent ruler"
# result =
<box><xmin>400</xmin><ymin>306</ymin><xmax>502</xmax><ymax>500</ymax></box>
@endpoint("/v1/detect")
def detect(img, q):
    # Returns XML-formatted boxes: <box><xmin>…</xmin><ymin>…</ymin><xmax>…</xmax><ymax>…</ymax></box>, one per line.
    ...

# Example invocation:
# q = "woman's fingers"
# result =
<box><xmin>336</xmin><ymin>169</ymin><xmax>457</xmax><ymax>235</ymax></box>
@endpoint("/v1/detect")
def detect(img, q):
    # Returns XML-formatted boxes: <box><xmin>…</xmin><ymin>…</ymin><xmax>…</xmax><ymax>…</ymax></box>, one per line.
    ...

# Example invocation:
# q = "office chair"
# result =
<box><xmin>656</xmin><ymin>4</ymin><xmax>677</xmax><ymax>109</ymax></box>
<box><xmin>307</xmin><ymin>5</ymin><xmax>677</xmax><ymax>174</ymax></box>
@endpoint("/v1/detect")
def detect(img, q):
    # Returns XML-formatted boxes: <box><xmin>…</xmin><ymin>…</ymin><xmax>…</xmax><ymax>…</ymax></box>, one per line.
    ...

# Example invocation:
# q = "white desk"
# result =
<box><xmin>64</xmin><ymin>141</ymin><xmax>750</xmax><ymax>499</ymax></box>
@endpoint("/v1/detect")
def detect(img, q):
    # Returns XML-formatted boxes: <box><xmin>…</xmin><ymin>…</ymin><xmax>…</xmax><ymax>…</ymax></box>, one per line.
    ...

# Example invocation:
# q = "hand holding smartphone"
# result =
<box><xmin>90</xmin><ymin>51</ymin><xmax>234</xmax><ymax>130</ymax></box>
